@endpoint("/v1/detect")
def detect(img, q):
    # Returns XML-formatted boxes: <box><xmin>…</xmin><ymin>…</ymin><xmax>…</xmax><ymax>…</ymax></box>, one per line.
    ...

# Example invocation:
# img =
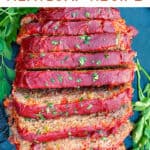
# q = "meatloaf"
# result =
<box><xmin>20</xmin><ymin>33</ymin><xmax>132</xmax><ymax>53</ymax></box>
<box><xmin>11</xmin><ymin>85</ymin><xmax>132</xmax><ymax>119</ymax></box>
<box><xmin>9</xmin><ymin>121</ymin><xmax>132</xmax><ymax>150</ymax></box>
<box><xmin>10</xmin><ymin>102</ymin><xmax>132</xmax><ymax>142</ymax></box>
<box><xmin>17</xmin><ymin>19</ymin><xmax>137</xmax><ymax>44</ymax></box>
<box><xmin>16</xmin><ymin>51</ymin><xmax>136</xmax><ymax>70</ymax></box>
<box><xmin>21</xmin><ymin>8</ymin><xmax>121</xmax><ymax>26</ymax></box>
<box><xmin>14</xmin><ymin>68</ymin><xmax>134</xmax><ymax>89</ymax></box>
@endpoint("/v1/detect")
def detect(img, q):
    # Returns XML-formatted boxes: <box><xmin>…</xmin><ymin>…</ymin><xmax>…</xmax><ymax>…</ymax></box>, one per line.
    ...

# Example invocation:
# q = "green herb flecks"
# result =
<box><xmin>79</xmin><ymin>35</ymin><xmax>91</xmax><ymax>44</ymax></box>
<box><xmin>37</xmin><ymin>113</ymin><xmax>45</xmax><ymax>121</ymax></box>
<box><xmin>40</xmin><ymin>52</ymin><xmax>46</xmax><ymax>57</ymax></box>
<box><xmin>24</xmin><ymin>95</ymin><xmax>30</xmax><ymax>99</ymax></box>
<box><xmin>71</xmin><ymin>12</ymin><xmax>78</xmax><ymax>18</ymax></box>
<box><xmin>58</xmin><ymin>75</ymin><xmax>63</xmax><ymax>83</ymax></box>
<box><xmin>79</xmin><ymin>97</ymin><xmax>84</xmax><ymax>102</ymax></box>
<box><xmin>104</xmin><ymin>53</ymin><xmax>109</xmax><ymax>59</ymax></box>
<box><xmin>50</xmin><ymin>78</ymin><xmax>55</xmax><ymax>83</ymax></box>
<box><xmin>85</xmin><ymin>12</ymin><xmax>90</xmax><ymax>18</ymax></box>
<box><xmin>68</xmin><ymin>76</ymin><xmax>73</xmax><ymax>81</ymax></box>
<box><xmin>75</xmin><ymin>44</ymin><xmax>81</xmax><ymax>49</ymax></box>
<box><xmin>92</xmin><ymin>73</ymin><xmax>99</xmax><ymax>82</ymax></box>
<box><xmin>47</xmin><ymin>103</ymin><xmax>54</xmax><ymax>108</ymax></box>
<box><xmin>79</xmin><ymin>57</ymin><xmax>87</xmax><ymax>66</ymax></box>
<box><xmin>29</xmin><ymin>53</ymin><xmax>35</xmax><ymax>58</ymax></box>
<box><xmin>76</xmin><ymin>78</ymin><xmax>82</xmax><ymax>83</ymax></box>
<box><xmin>51</xmin><ymin>40</ymin><xmax>60</xmax><ymax>45</ymax></box>
<box><xmin>96</xmin><ymin>60</ymin><xmax>101</xmax><ymax>65</ymax></box>
<box><xmin>101</xmin><ymin>137</ymin><xmax>107</xmax><ymax>141</ymax></box>
<box><xmin>87</xmin><ymin>104</ymin><xmax>93</xmax><ymax>110</ymax></box>
<box><xmin>132</xmin><ymin>60</ymin><xmax>150</xmax><ymax>150</ymax></box>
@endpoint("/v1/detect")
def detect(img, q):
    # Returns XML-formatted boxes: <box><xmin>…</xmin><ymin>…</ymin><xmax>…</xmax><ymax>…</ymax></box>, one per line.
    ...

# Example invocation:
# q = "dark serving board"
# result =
<box><xmin>0</xmin><ymin>8</ymin><xmax>149</xmax><ymax>150</ymax></box>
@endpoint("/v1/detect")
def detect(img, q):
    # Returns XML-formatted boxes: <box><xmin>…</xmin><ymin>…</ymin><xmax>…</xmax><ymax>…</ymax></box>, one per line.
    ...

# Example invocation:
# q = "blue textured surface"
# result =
<box><xmin>119</xmin><ymin>8</ymin><xmax>150</xmax><ymax>149</ymax></box>
<box><xmin>0</xmin><ymin>8</ymin><xmax>149</xmax><ymax>150</ymax></box>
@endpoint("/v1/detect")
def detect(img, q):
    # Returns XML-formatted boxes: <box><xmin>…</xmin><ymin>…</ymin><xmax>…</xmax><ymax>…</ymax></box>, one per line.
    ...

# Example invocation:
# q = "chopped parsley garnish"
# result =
<box><xmin>51</xmin><ymin>40</ymin><xmax>59</xmax><ymax>45</ymax></box>
<box><xmin>79</xmin><ymin>57</ymin><xmax>87</xmax><ymax>66</ymax></box>
<box><xmin>96</xmin><ymin>60</ymin><xmax>101</xmax><ymax>65</ymax></box>
<box><xmin>24</xmin><ymin>95</ymin><xmax>30</xmax><ymax>99</ymax></box>
<box><xmin>85</xmin><ymin>12</ymin><xmax>90</xmax><ymax>18</ymax></box>
<box><xmin>79</xmin><ymin>35</ymin><xmax>91</xmax><ymax>44</ymax></box>
<box><xmin>58</xmin><ymin>75</ymin><xmax>63</xmax><ymax>83</ymax></box>
<box><xmin>79</xmin><ymin>97</ymin><xmax>84</xmax><ymax>102</ymax></box>
<box><xmin>46</xmin><ymin>107</ymin><xmax>50</xmax><ymax>113</ymax></box>
<box><xmin>68</xmin><ymin>76</ymin><xmax>73</xmax><ymax>80</ymax></box>
<box><xmin>76</xmin><ymin>78</ymin><xmax>82</xmax><ymax>83</ymax></box>
<box><xmin>75</xmin><ymin>44</ymin><xmax>81</xmax><ymax>49</ymax></box>
<box><xmin>47</xmin><ymin>103</ymin><xmax>54</xmax><ymax>108</ymax></box>
<box><xmin>87</xmin><ymin>104</ymin><xmax>93</xmax><ymax>110</ymax></box>
<box><xmin>101</xmin><ymin>137</ymin><xmax>107</xmax><ymax>141</ymax></box>
<box><xmin>50</xmin><ymin>78</ymin><xmax>55</xmax><ymax>83</ymax></box>
<box><xmin>104</xmin><ymin>53</ymin><xmax>109</xmax><ymax>59</ymax></box>
<box><xmin>40</xmin><ymin>52</ymin><xmax>46</xmax><ymax>57</ymax></box>
<box><xmin>92</xmin><ymin>73</ymin><xmax>99</xmax><ymax>82</ymax></box>
<box><xmin>36</xmin><ymin>129</ymin><xmax>41</xmax><ymax>135</ymax></box>
<box><xmin>29</xmin><ymin>54</ymin><xmax>35</xmax><ymax>59</ymax></box>
<box><xmin>38</xmin><ymin>113</ymin><xmax>45</xmax><ymax>121</ymax></box>
<box><xmin>45</xmin><ymin>82</ymin><xmax>49</xmax><ymax>87</ymax></box>
<box><xmin>71</xmin><ymin>12</ymin><xmax>78</xmax><ymax>18</ymax></box>
<box><xmin>54</xmin><ymin>25</ymin><xmax>59</xmax><ymax>30</ymax></box>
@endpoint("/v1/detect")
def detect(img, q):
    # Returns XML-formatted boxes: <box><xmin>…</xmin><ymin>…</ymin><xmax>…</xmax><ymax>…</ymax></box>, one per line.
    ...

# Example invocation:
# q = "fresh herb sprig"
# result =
<box><xmin>132</xmin><ymin>60</ymin><xmax>150</xmax><ymax>150</ymax></box>
<box><xmin>0</xmin><ymin>8</ymin><xmax>38</xmax><ymax>100</ymax></box>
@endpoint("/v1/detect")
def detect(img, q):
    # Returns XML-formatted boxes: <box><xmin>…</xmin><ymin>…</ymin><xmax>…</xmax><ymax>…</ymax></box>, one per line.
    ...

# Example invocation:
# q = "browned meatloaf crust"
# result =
<box><xmin>14</xmin><ymin>68</ymin><xmax>134</xmax><ymax>89</ymax></box>
<box><xmin>9</xmin><ymin>102</ymin><xmax>132</xmax><ymax>143</ymax></box>
<box><xmin>20</xmin><ymin>33</ymin><xmax>132</xmax><ymax>53</ymax></box>
<box><xmin>9</xmin><ymin>121</ymin><xmax>132</xmax><ymax>150</ymax></box>
<box><xmin>16</xmin><ymin>51</ymin><xmax>136</xmax><ymax>70</ymax></box>
<box><xmin>17</xmin><ymin>19</ymin><xmax>136</xmax><ymax>44</ymax></box>
<box><xmin>11</xmin><ymin>84</ymin><xmax>133</xmax><ymax>119</ymax></box>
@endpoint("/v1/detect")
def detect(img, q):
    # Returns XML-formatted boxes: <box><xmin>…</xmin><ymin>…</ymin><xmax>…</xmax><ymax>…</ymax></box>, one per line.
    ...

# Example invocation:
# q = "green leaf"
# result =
<box><xmin>0</xmin><ymin>78</ymin><xmax>11</xmax><ymax>100</ymax></box>
<box><xmin>3</xmin><ymin>44</ymin><xmax>12</xmax><ymax>60</ymax></box>
<box><xmin>0</xmin><ymin>67</ymin><xmax>5</xmax><ymax>79</ymax></box>
<box><xmin>134</xmin><ymin>101</ymin><xmax>150</xmax><ymax>111</ymax></box>
<box><xmin>144</xmin><ymin>125</ymin><xmax>150</xmax><ymax>138</ymax></box>
<box><xmin>132</xmin><ymin>117</ymin><xmax>145</xmax><ymax>144</ymax></box>
<box><xmin>5</xmin><ymin>66</ymin><xmax>15</xmax><ymax>81</ymax></box>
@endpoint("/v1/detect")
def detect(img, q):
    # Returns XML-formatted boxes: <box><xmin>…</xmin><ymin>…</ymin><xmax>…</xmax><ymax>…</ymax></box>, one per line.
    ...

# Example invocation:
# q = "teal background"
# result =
<box><xmin>0</xmin><ymin>8</ymin><xmax>149</xmax><ymax>150</ymax></box>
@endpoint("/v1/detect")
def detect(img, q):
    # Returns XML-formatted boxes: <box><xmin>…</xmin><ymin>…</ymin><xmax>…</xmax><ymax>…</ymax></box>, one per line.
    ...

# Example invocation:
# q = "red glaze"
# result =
<box><xmin>16</xmin><ymin>107</ymin><xmax>132</xmax><ymax>142</ymax></box>
<box><xmin>37</xmin><ymin>8</ymin><xmax>121</xmax><ymax>22</ymax></box>
<box><xmin>16</xmin><ymin>51</ymin><xmax>136</xmax><ymax>70</ymax></box>
<box><xmin>14</xmin><ymin>69</ymin><xmax>134</xmax><ymax>89</ymax></box>
<box><xmin>17</xmin><ymin>19</ymin><xmax>137</xmax><ymax>44</ymax></box>
<box><xmin>21</xmin><ymin>33</ymin><xmax>132</xmax><ymax>53</ymax></box>
<box><xmin>13</xmin><ymin>88</ymin><xmax>132</xmax><ymax>119</ymax></box>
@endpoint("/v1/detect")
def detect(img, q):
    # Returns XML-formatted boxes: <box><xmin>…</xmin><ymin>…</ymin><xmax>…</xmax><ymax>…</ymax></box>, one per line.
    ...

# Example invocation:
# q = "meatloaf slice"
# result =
<box><xmin>9</xmin><ymin>121</ymin><xmax>132</xmax><ymax>150</ymax></box>
<box><xmin>11</xmin><ymin>85</ymin><xmax>133</xmax><ymax>119</ymax></box>
<box><xmin>21</xmin><ymin>8</ymin><xmax>121</xmax><ymax>26</ymax></box>
<box><xmin>11</xmin><ymin>102</ymin><xmax>132</xmax><ymax>142</ymax></box>
<box><xmin>16</xmin><ymin>51</ymin><xmax>136</xmax><ymax>70</ymax></box>
<box><xmin>21</xmin><ymin>33</ymin><xmax>132</xmax><ymax>53</ymax></box>
<box><xmin>17</xmin><ymin>19</ymin><xmax>137</xmax><ymax>44</ymax></box>
<box><xmin>14</xmin><ymin>68</ymin><xmax>134</xmax><ymax>89</ymax></box>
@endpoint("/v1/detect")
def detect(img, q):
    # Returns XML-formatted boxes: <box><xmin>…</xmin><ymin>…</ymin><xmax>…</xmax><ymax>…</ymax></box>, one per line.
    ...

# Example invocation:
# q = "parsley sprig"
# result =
<box><xmin>132</xmin><ymin>60</ymin><xmax>150</xmax><ymax>149</ymax></box>
<box><xmin>0</xmin><ymin>8</ymin><xmax>38</xmax><ymax>100</ymax></box>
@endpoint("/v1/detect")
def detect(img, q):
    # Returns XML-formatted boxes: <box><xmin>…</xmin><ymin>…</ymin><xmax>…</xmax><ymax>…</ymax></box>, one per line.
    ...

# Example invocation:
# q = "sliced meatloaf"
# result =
<box><xmin>10</xmin><ymin>102</ymin><xmax>132</xmax><ymax>142</ymax></box>
<box><xmin>14</xmin><ymin>68</ymin><xmax>134</xmax><ymax>89</ymax></box>
<box><xmin>11</xmin><ymin>84</ymin><xmax>133</xmax><ymax>119</ymax></box>
<box><xmin>17</xmin><ymin>19</ymin><xmax>137</xmax><ymax>44</ymax></box>
<box><xmin>16</xmin><ymin>51</ymin><xmax>136</xmax><ymax>70</ymax></box>
<box><xmin>9</xmin><ymin>121</ymin><xmax>132</xmax><ymax>150</ymax></box>
<box><xmin>21</xmin><ymin>33</ymin><xmax>132</xmax><ymax>53</ymax></box>
<box><xmin>21</xmin><ymin>8</ymin><xmax>121</xmax><ymax>26</ymax></box>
